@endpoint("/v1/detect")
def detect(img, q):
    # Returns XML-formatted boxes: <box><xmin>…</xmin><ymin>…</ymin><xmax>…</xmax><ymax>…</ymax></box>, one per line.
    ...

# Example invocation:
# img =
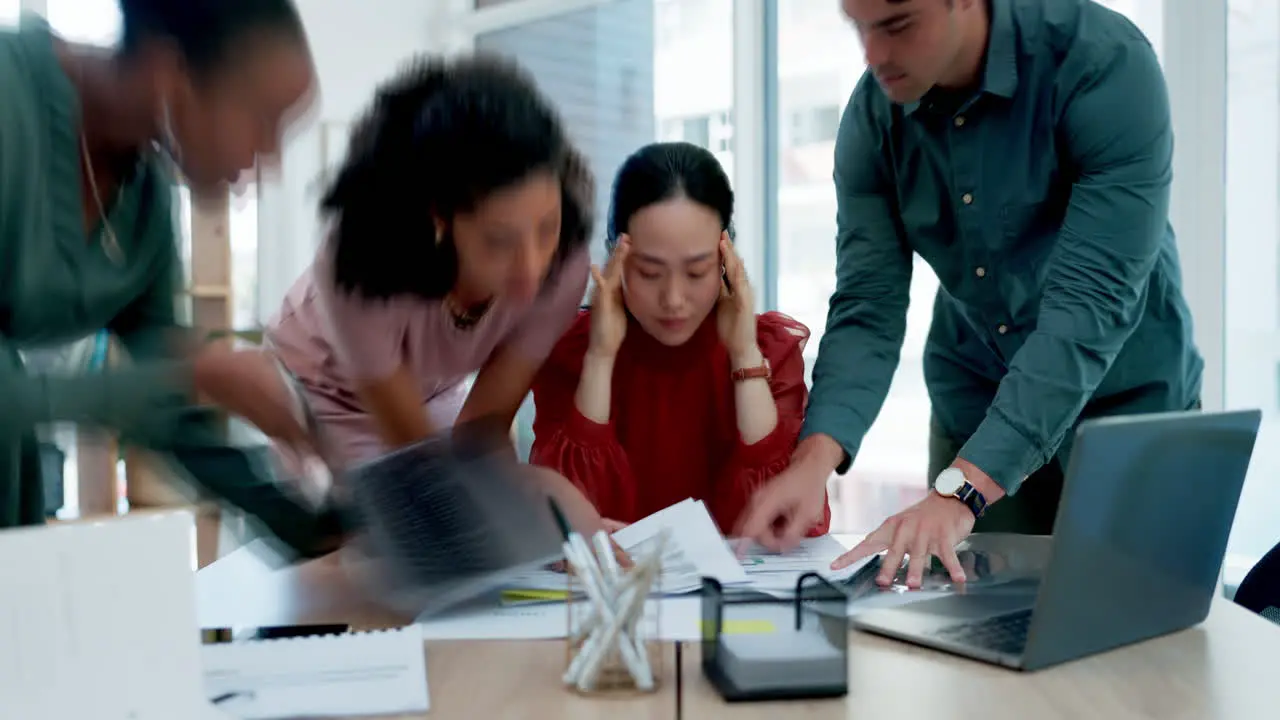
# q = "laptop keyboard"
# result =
<box><xmin>933</xmin><ymin>608</ymin><xmax>1033</xmax><ymax>655</ymax></box>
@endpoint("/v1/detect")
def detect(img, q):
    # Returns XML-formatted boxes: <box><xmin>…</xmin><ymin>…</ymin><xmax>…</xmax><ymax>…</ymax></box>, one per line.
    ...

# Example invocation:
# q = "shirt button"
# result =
<box><xmin>997</xmin><ymin>324</ymin><xmax>1008</xmax><ymax>335</ymax></box>
<box><xmin>954</xmin><ymin>115</ymin><xmax>966</xmax><ymax>127</ymax></box>
<box><xmin>962</xmin><ymin>193</ymin><xmax>974</xmax><ymax>205</ymax></box>
<box><xmin>975</xmin><ymin>267</ymin><xmax>986</xmax><ymax>278</ymax></box>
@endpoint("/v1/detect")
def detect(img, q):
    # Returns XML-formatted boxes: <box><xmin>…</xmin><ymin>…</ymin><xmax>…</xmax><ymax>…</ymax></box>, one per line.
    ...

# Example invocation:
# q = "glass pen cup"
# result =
<box><xmin>562</xmin><ymin>543</ymin><xmax>665</xmax><ymax>696</ymax></box>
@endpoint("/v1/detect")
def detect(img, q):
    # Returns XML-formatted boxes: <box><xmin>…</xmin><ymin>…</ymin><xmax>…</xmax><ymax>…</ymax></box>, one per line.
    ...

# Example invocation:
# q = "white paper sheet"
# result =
<box><xmin>736</xmin><ymin>535</ymin><xmax>876</xmax><ymax>594</ymax></box>
<box><xmin>202</xmin><ymin>625</ymin><xmax>429</xmax><ymax>719</ymax></box>
<box><xmin>504</xmin><ymin>498</ymin><xmax>749</xmax><ymax>595</ymax></box>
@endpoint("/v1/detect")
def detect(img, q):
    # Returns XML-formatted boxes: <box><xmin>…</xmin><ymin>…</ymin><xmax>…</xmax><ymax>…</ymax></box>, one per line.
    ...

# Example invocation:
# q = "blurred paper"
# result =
<box><xmin>417</xmin><ymin>596</ymin><xmax>703</xmax><ymax>641</ymax></box>
<box><xmin>202</xmin><ymin>625</ymin><xmax>429</xmax><ymax>718</ymax></box>
<box><xmin>503</xmin><ymin>498</ymin><xmax>748</xmax><ymax>596</ymax></box>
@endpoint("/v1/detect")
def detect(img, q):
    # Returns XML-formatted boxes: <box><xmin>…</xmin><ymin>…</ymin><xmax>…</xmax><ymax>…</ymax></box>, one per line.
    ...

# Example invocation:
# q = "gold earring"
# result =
<box><xmin>435</xmin><ymin>227</ymin><xmax>444</xmax><ymax>246</ymax></box>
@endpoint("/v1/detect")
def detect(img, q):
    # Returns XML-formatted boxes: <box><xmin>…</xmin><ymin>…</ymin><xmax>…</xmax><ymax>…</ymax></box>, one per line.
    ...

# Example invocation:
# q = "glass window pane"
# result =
<box><xmin>1225</xmin><ymin>0</ymin><xmax>1280</xmax><ymax>586</ymax></box>
<box><xmin>1</xmin><ymin>0</ymin><xmax>19</xmax><ymax>27</ymax></box>
<box><xmin>775</xmin><ymin>0</ymin><xmax>937</xmax><ymax>527</ymax></box>
<box><xmin>45</xmin><ymin>0</ymin><xmax>121</xmax><ymax>46</ymax></box>
<box><xmin>1096</xmin><ymin>0</ymin><xmax>1164</xmax><ymax>59</ymax></box>
<box><xmin>474</xmin><ymin>0</ymin><xmax>734</xmax><ymax>268</ymax></box>
<box><xmin>230</xmin><ymin>187</ymin><xmax>258</xmax><ymax>330</ymax></box>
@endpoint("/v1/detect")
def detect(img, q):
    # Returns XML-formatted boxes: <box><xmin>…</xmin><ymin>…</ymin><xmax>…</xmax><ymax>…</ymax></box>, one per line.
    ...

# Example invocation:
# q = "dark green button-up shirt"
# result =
<box><xmin>802</xmin><ymin>0</ymin><xmax>1202</xmax><ymax>494</ymax></box>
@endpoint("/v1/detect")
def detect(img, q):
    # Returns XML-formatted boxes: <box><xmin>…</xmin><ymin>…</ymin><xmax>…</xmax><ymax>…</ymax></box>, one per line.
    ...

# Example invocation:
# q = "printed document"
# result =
<box><xmin>504</xmin><ymin>498</ymin><xmax>748</xmax><ymax>595</ymax></box>
<box><xmin>202</xmin><ymin>625</ymin><xmax>429</xmax><ymax>718</ymax></box>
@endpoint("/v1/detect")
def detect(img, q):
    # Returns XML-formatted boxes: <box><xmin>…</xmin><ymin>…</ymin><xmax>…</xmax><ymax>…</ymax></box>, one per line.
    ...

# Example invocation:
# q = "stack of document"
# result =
<box><xmin>501</xmin><ymin>498</ymin><xmax>749</xmax><ymax>597</ymax></box>
<box><xmin>736</xmin><ymin>534</ymin><xmax>876</xmax><ymax>595</ymax></box>
<box><xmin>413</xmin><ymin>500</ymin><xmax>908</xmax><ymax>640</ymax></box>
<box><xmin>416</xmin><ymin>499</ymin><xmax>746</xmax><ymax>641</ymax></box>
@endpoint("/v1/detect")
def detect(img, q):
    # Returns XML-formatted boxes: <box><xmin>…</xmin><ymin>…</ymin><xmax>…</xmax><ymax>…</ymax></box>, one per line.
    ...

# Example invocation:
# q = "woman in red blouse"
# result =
<box><xmin>530</xmin><ymin>142</ymin><xmax>831</xmax><ymax>537</ymax></box>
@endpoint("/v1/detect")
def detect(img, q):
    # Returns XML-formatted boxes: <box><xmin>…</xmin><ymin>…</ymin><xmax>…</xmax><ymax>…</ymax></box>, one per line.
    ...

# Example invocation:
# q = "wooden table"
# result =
<box><xmin>196</xmin><ymin>543</ymin><xmax>678</xmax><ymax>719</ymax></box>
<box><xmin>199</xmin><ymin>538</ymin><xmax>1280</xmax><ymax>720</ymax></box>
<box><xmin>680</xmin><ymin>594</ymin><xmax>1280</xmax><ymax>720</ymax></box>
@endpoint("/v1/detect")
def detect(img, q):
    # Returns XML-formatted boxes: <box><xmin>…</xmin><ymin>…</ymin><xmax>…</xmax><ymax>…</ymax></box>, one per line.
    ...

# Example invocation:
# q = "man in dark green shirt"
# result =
<box><xmin>739</xmin><ymin>0</ymin><xmax>1202</xmax><ymax>586</ymax></box>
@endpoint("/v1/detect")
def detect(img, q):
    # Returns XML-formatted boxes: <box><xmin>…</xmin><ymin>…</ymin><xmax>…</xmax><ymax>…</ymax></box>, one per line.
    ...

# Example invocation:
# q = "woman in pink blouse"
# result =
<box><xmin>263</xmin><ymin>55</ymin><xmax>599</xmax><ymax>526</ymax></box>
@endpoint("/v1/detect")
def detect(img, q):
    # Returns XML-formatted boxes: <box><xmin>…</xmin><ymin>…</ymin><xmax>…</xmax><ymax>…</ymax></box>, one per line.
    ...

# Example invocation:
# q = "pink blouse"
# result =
<box><xmin>265</xmin><ymin>242</ymin><xmax>590</xmax><ymax>470</ymax></box>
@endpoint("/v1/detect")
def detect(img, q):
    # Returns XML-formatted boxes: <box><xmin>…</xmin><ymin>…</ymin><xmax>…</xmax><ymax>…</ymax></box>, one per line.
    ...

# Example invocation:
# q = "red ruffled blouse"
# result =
<box><xmin>530</xmin><ymin>309</ymin><xmax>831</xmax><ymax>537</ymax></box>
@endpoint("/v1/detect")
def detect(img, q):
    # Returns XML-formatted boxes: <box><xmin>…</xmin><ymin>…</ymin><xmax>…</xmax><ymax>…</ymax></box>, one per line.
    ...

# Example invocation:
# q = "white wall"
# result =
<box><xmin>256</xmin><ymin>0</ymin><xmax>443</xmax><ymax>322</ymax></box>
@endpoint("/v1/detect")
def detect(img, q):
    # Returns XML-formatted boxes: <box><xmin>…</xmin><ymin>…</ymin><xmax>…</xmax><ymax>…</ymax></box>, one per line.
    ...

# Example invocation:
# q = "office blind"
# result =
<box><xmin>475</xmin><ymin>0</ymin><xmax>659</xmax><ymax>267</ymax></box>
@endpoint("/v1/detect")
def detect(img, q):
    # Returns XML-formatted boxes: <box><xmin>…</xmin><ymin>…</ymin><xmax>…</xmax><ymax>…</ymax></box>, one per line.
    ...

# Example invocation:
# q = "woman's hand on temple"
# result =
<box><xmin>587</xmin><ymin>236</ymin><xmax>631</xmax><ymax>358</ymax></box>
<box><xmin>715</xmin><ymin>234</ymin><xmax>758</xmax><ymax>359</ymax></box>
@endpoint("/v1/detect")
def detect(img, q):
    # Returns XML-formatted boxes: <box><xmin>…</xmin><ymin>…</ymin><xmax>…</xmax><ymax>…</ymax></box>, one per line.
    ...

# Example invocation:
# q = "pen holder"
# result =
<box><xmin>562</xmin><ymin>530</ymin><xmax>667</xmax><ymax>696</ymax></box>
<box><xmin>701</xmin><ymin>572</ymin><xmax>849</xmax><ymax>702</ymax></box>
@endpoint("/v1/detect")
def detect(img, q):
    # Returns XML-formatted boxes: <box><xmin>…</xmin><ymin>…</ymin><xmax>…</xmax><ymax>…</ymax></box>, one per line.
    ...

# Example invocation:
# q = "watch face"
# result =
<box><xmin>935</xmin><ymin>468</ymin><xmax>965</xmax><ymax>496</ymax></box>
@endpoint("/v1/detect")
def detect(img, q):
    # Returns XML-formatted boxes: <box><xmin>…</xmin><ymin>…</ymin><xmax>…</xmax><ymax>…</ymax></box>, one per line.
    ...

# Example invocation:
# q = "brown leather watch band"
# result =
<box><xmin>731</xmin><ymin>360</ymin><xmax>771</xmax><ymax>383</ymax></box>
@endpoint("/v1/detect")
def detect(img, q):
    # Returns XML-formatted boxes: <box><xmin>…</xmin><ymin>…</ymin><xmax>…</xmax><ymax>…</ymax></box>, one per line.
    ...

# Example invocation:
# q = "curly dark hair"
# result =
<box><xmin>321</xmin><ymin>53</ymin><xmax>594</xmax><ymax>301</ymax></box>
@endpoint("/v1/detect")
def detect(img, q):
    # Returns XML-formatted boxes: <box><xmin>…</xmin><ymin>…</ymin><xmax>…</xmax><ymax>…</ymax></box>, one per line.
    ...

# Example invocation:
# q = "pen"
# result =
<box><xmin>547</xmin><ymin>497</ymin><xmax>573</xmax><ymax>540</ymax></box>
<box><xmin>210</xmin><ymin>691</ymin><xmax>253</xmax><ymax>705</ymax></box>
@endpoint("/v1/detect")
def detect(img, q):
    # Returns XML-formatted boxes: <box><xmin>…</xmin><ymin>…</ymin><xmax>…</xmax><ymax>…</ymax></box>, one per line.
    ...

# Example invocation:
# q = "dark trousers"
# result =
<box><xmin>927</xmin><ymin>413</ymin><xmax>1064</xmax><ymax>535</ymax></box>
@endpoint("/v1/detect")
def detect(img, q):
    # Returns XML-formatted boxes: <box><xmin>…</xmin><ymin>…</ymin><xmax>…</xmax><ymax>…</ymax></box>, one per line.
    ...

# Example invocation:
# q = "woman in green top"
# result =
<box><xmin>0</xmin><ymin>0</ymin><xmax>341</xmax><ymax>556</ymax></box>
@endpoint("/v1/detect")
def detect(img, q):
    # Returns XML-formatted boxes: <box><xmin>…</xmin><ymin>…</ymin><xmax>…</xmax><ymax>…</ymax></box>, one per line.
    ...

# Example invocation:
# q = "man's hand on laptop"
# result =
<box><xmin>831</xmin><ymin>492</ymin><xmax>977</xmax><ymax>588</ymax></box>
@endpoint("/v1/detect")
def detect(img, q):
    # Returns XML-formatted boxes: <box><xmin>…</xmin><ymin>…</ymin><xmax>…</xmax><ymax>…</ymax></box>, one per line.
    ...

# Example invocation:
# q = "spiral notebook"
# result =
<box><xmin>202</xmin><ymin>625</ymin><xmax>429</xmax><ymax>719</ymax></box>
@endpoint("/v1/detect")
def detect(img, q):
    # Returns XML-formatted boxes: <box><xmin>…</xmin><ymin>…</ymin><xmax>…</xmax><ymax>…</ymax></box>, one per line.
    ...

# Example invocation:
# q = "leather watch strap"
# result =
<box><xmin>731</xmin><ymin>361</ymin><xmax>771</xmax><ymax>383</ymax></box>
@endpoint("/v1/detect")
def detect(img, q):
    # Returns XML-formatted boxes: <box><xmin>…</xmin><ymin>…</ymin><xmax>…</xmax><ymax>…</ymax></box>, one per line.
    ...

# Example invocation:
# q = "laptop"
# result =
<box><xmin>341</xmin><ymin>434</ymin><xmax>565</xmax><ymax>618</ymax></box>
<box><xmin>852</xmin><ymin>408</ymin><xmax>1262</xmax><ymax>671</ymax></box>
<box><xmin>0</xmin><ymin>509</ymin><xmax>228</xmax><ymax>718</ymax></box>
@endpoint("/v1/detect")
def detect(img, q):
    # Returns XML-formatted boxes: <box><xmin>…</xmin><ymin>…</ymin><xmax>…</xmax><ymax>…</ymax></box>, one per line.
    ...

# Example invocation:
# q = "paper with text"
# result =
<box><xmin>202</xmin><ymin>625</ymin><xmax>429</xmax><ymax>719</ymax></box>
<box><xmin>737</xmin><ymin>534</ymin><xmax>876</xmax><ymax>594</ymax></box>
<box><xmin>504</xmin><ymin>498</ymin><xmax>749</xmax><ymax>596</ymax></box>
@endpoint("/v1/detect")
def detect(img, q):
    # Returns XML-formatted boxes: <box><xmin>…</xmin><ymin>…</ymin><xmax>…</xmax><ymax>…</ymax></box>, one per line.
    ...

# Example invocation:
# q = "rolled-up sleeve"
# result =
<box><xmin>959</xmin><ymin>38</ymin><xmax>1171</xmax><ymax>493</ymax></box>
<box><xmin>800</xmin><ymin>77</ymin><xmax>913</xmax><ymax>474</ymax></box>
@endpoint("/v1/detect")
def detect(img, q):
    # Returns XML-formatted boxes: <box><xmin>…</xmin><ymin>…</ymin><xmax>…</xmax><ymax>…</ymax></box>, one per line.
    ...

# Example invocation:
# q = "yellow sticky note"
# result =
<box><xmin>700</xmin><ymin>619</ymin><xmax>777</xmax><ymax>635</ymax></box>
<box><xmin>501</xmin><ymin>589</ymin><xmax>570</xmax><ymax>605</ymax></box>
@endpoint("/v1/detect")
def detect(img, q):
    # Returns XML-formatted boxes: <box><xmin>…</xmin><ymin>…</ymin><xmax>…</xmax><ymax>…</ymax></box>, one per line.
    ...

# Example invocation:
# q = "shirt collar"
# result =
<box><xmin>904</xmin><ymin>0</ymin><xmax>1018</xmax><ymax>116</ymax></box>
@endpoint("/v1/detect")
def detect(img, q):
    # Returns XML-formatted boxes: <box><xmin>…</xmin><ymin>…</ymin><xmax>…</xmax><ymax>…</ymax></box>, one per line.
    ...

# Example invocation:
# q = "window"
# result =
<box><xmin>784</xmin><ymin>104</ymin><xmax>840</xmax><ymax>148</ymax></box>
<box><xmin>473</xmin><ymin>0</ymin><xmax>734</xmax><ymax>267</ymax></box>
<box><xmin>775</xmin><ymin>0</ymin><xmax>938</xmax><ymax>493</ymax></box>
<box><xmin>680</xmin><ymin>115</ymin><xmax>711</xmax><ymax>147</ymax></box>
<box><xmin>229</xmin><ymin>187</ymin><xmax>259</xmax><ymax>329</ymax></box>
<box><xmin>1</xmin><ymin>0</ymin><xmax>18</xmax><ymax>26</ymax></box>
<box><xmin>774</xmin><ymin>0</ymin><xmax>1166</xmax><ymax>513</ymax></box>
<box><xmin>46</xmin><ymin>0</ymin><xmax>121</xmax><ymax>46</ymax></box>
<box><xmin>660</xmin><ymin>111</ymin><xmax>733</xmax><ymax>154</ymax></box>
<box><xmin>176</xmin><ymin>185</ymin><xmax>260</xmax><ymax>330</ymax></box>
<box><xmin>1097</xmin><ymin>0</ymin><xmax>1164</xmax><ymax>59</ymax></box>
<box><xmin>1224</xmin><ymin>0</ymin><xmax>1280</xmax><ymax>586</ymax></box>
